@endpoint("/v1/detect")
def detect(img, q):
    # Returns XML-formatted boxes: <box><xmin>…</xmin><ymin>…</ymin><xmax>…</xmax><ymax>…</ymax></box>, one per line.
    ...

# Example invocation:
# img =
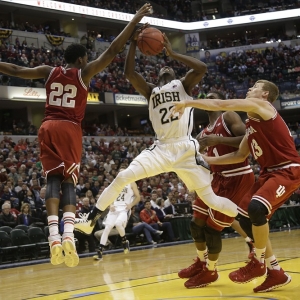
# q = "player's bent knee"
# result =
<box><xmin>239</xmin><ymin>215</ymin><xmax>253</xmax><ymax>240</ymax></box>
<box><xmin>204</xmin><ymin>226</ymin><xmax>222</xmax><ymax>254</ymax></box>
<box><xmin>46</xmin><ymin>175</ymin><xmax>62</xmax><ymax>200</ymax></box>
<box><xmin>248</xmin><ymin>200</ymin><xmax>268</xmax><ymax>226</ymax></box>
<box><xmin>61</xmin><ymin>182</ymin><xmax>76</xmax><ymax>207</ymax></box>
<box><xmin>190</xmin><ymin>220</ymin><xmax>205</xmax><ymax>243</ymax></box>
<box><xmin>114</xmin><ymin>168</ymin><xmax>137</xmax><ymax>187</ymax></box>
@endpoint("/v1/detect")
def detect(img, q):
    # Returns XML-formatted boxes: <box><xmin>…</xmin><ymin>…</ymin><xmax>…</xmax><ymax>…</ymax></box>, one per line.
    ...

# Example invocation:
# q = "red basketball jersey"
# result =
<box><xmin>43</xmin><ymin>67</ymin><xmax>88</xmax><ymax>125</ymax></box>
<box><xmin>201</xmin><ymin>113</ymin><xmax>251</xmax><ymax>174</ymax></box>
<box><xmin>246</xmin><ymin>104</ymin><xmax>300</xmax><ymax>171</ymax></box>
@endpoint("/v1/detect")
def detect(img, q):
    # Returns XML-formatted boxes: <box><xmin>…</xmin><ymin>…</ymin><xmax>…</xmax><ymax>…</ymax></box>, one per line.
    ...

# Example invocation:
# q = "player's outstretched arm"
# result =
<box><xmin>162</xmin><ymin>33</ymin><xmax>207</xmax><ymax>94</ymax></box>
<box><xmin>124</xmin><ymin>25</ymin><xmax>154</xmax><ymax>100</ymax></box>
<box><xmin>171</xmin><ymin>97</ymin><xmax>273</xmax><ymax>120</ymax></box>
<box><xmin>82</xmin><ymin>3</ymin><xmax>152</xmax><ymax>81</ymax></box>
<box><xmin>203</xmin><ymin>136</ymin><xmax>250</xmax><ymax>166</ymax></box>
<box><xmin>0</xmin><ymin>62</ymin><xmax>52</xmax><ymax>79</ymax></box>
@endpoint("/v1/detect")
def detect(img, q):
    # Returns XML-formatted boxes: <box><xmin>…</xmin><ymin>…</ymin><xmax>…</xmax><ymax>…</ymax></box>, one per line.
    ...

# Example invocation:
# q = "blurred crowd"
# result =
<box><xmin>57</xmin><ymin>0</ymin><xmax>299</xmax><ymax>22</ymax></box>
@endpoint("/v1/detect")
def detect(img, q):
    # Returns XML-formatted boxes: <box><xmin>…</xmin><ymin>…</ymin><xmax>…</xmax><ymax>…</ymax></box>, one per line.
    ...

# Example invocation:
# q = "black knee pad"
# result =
<box><xmin>61</xmin><ymin>182</ymin><xmax>76</xmax><ymax>207</ymax></box>
<box><xmin>46</xmin><ymin>175</ymin><xmax>62</xmax><ymax>200</ymax></box>
<box><xmin>239</xmin><ymin>215</ymin><xmax>253</xmax><ymax>240</ymax></box>
<box><xmin>248</xmin><ymin>200</ymin><xmax>268</xmax><ymax>226</ymax></box>
<box><xmin>190</xmin><ymin>220</ymin><xmax>206</xmax><ymax>243</ymax></box>
<box><xmin>204</xmin><ymin>226</ymin><xmax>222</xmax><ymax>254</ymax></box>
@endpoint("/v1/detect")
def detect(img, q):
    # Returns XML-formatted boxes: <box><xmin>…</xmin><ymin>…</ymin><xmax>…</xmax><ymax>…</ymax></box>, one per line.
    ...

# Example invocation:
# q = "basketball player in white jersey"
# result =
<box><xmin>88</xmin><ymin>27</ymin><xmax>238</xmax><ymax>226</ymax></box>
<box><xmin>93</xmin><ymin>174</ymin><xmax>140</xmax><ymax>260</ymax></box>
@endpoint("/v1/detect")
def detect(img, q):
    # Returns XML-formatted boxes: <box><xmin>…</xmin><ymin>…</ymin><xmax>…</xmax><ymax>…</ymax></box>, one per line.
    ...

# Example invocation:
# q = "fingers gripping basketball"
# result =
<box><xmin>137</xmin><ymin>27</ymin><xmax>164</xmax><ymax>56</ymax></box>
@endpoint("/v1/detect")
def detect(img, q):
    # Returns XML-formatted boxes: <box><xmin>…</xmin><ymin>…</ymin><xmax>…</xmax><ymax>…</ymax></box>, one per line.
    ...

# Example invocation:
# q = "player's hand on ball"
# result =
<box><xmin>133</xmin><ymin>3</ymin><xmax>153</xmax><ymax>24</ymax></box>
<box><xmin>131</xmin><ymin>23</ymin><xmax>150</xmax><ymax>41</ymax></box>
<box><xmin>170</xmin><ymin>102</ymin><xmax>186</xmax><ymax>119</ymax></box>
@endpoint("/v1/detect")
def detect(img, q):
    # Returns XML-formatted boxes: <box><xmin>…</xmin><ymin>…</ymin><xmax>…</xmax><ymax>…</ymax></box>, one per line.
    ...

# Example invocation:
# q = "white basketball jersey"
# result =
<box><xmin>113</xmin><ymin>184</ymin><xmax>134</xmax><ymax>211</ymax></box>
<box><xmin>149</xmin><ymin>79</ymin><xmax>194</xmax><ymax>140</ymax></box>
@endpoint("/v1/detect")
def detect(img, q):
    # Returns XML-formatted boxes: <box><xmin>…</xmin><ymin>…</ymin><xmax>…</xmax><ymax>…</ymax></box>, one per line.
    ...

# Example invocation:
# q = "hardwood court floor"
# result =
<box><xmin>0</xmin><ymin>229</ymin><xmax>299</xmax><ymax>300</ymax></box>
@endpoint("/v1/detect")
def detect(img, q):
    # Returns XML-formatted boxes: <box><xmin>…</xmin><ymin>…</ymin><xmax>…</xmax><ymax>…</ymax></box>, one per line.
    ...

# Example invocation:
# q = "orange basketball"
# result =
<box><xmin>137</xmin><ymin>27</ymin><xmax>164</xmax><ymax>56</ymax></box>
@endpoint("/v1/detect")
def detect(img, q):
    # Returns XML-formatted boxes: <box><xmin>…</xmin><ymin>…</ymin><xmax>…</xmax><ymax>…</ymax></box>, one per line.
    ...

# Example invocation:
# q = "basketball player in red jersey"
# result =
<box><xmin>0</xmin><ymin>3</ymin><xmax>152</xmax><ymax>267</ymax></box>
<box><xmin>172</xmin><ymin>80</ymin><xmax>300</xmax><ymax>292</ymax></box>
<box><xmin>178</xmin><ymin>91</ymin><xmax>255</xmax><ymax>289</ymax></box>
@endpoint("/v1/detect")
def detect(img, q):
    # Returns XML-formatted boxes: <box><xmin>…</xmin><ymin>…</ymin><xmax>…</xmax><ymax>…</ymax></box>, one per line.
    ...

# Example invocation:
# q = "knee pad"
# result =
<box><xmin>204</xmin><ymin>226</ymin><xmax>222</xmax><ymax>254</ymax></box>
<box><xmin>248</xmin><ymin>200</ymin><xmax>268</xmax><ymax>226</ymax></box>
<box><xmin>190</xmin><ymin>220</ymin><xmax>205</xmax><ymax>243</ymax></box>
<box><xmin>46</xmin><ymin>175</ymin><xmax>62</xmax><ymax>200</ymax></box>
<box><xmin>239</xmin><ymin>215</ymin><xmax>253</xmax><ymax>240</ymax></box>
<box><xmin>61</xmin><ymin>182</ymin><xmax>76</xmax><ymax>207</ymax></box>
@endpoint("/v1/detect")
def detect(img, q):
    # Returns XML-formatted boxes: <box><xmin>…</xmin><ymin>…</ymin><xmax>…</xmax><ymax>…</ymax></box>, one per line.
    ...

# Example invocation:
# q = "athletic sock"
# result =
<box><xmin>197</xmin><ymin>248</ymin><xmax>208</xmax><ymax>262</ymax></box>
<box><xmin>266</xmin><ymin>255</ymin><xmax>280</xmax><ymax>270</ymax></box>
<box><xmin>255</xmin><ymin>247</ymin><xmax>266</xmax><ymax>264</ymax></box>
<box><xmin>48</xmin><ymin>215</ymin><xmax>59</xmax><ymax>237</ymax></box>
<box><xmin>207</xmin><ymin>259</ymin><xmax>218</xmax><ymax>271</ymax></box>
<box><xmin>63</xmin><ymin>212</ymin><xmax>75</xmax><ymax>234</ymax></box>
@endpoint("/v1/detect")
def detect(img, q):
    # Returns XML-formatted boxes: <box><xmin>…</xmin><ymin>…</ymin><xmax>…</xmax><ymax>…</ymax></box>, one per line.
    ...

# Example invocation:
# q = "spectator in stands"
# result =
<box><xmin>154</xmin><ymin>198</ymin><xmax>174</xmax><ymax>222</ymax></box>
<box><xmin>294</xmin><ymin>133</ymin><xmax>300</xmax><ymax>150</ymax></box>
<box><xmin>140</xmin><ymin>200</ymin><xmax>177</xmax><ymax>242</ymax></box>
<box><xmin>126</xmin><ymin>206</ymin><xmax>163</xmax><ymax>245</ymax></box>
<box><xmin>17</xmin><ymin>202</ymin><xmax>34</xmax><ymax>226</ymax></box>
<box><xmin>0</xmin><ymin>202</ymin><xmax>17</xmax><ymax>227</ymax></box>
<box><xmin>0</xmin><ymin>185</ymin><xmax>19</xmax><ymax>208</ymax></box>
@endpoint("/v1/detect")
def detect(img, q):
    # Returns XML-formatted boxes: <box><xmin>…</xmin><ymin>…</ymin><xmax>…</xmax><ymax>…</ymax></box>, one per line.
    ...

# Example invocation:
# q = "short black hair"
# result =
<box><xmin>64</xmin><ymin>44</ymin><xmax>87</xmax><ymax>63</ymax></box>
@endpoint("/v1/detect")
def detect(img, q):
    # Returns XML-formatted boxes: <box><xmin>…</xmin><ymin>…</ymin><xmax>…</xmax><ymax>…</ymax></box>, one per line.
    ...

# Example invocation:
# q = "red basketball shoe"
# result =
<box><xmin>253</xmin><ymin>268</ymin><xmax>291</xmax><ymax>293</ymax></box>
<box><xmin>229</xmin><ymin>256</ymin><xmax>266</xmax><ymax>283</ymax></box>
<box><xmin>178</xmin><ymin>257</ymin><xmax>206</xmax><ymax>279</ymax></box>
<box><xmin>184</xmin><ymin>267</ymin><xmax>219</xmax><ymax>288</ymax></box>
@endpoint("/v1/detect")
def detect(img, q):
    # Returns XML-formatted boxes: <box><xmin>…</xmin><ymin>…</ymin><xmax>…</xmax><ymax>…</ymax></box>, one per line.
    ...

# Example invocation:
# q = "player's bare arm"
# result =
<box><xmin>162</xmin><ymin>33</ymin><xmax>207</xmax><ymax>95</ymax></box>
<box><xmin>81</xmin><ymin>3</ymin><xmax>152</xmax><ymax>84</ymax></box>
<box><xmin>124</xmin><ymin>25</ymin><xmax>155</xmax><ymax>100</ymax></box>
<box><xmin>197</xmin><ymin>134</ymin><xmax>244</xmax><ymax>153</ymax></box>
<box><xmin>128</xmin><ymin>182</ymin><xmax>141</xmax><ymax>209</ymax></box>
<box><xmin>171</xmin><ymin>97</ymin><xmax>275</xmax><ymax>120</ymax></box>
<box><xmin>0</xmin><ymin>63</ymin><xmax>52</xmax><ymax>79</ymax></box>
<box><xmin>203</xmin><ymin>135</ymin><xmax>250</xmax><ymax>166</ymax></box>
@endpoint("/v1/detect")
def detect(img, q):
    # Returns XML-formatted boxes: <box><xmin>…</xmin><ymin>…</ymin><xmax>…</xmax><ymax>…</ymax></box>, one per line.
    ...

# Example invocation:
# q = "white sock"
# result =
<box><xmin>197</xmin><ymin>248</ymin><xmax>208</xmax><ymax>262</ymax></box>
<box><xmin>48</xmin><ymin>215</ymin><xmax>59</xmax><ymax>237</ymax></box>
<box><xmin>255</xmin><ymin>247</ymin><xmax>266</xmax><ymax>263</ymax></box>
<box><xmin>207</xmin><ymin>259</ymin><xmax>218</xmax><ymax>271</ymax></box>
<box><xmin>63</xmin><ymin>212</ymin><xmax>75</xmax><ymax>234</ymax></box>
<box><xmin>245</xmin><ymin>236</ymin><xmax>252</xmax><ymax>242</ymax></box>
<box><xmin>266</xmin><ymin>255</ymin><xmax>280</xmax><ymax>270</ymax></box>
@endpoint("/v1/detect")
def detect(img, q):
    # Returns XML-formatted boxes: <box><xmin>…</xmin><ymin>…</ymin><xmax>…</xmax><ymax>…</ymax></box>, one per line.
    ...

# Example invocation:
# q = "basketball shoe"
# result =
<box><xmin>229</xmin><ymin>256</ymin><xmax>266</xmax><ymax>284</ymax></box>
<box><xmin>49</xmin><ymin>234</ymin><xmax>65</xmax><ymax>266</ymax></box>
<box><xmin>62</xmin><ymin>233</ymin><xmax>79</xmax><ymax>268</ymax></box>
<box><xmin>87</xmin><ymin>207</ymin><xmax>103</xmax><ymax>227</ymax></box>
<box><xmin>123</xmin><ymin>240</ymin><xmax>130</xmax><ymax>254</ymax></box>
<box><xmin>178</xmin><ymin>257</ymin><xmax>206</xmax><ymax>279</ymax></box>
<box><xmin>253</xmin><ymin>268</ymin><xmax>291</xmax><ymax>293</ymax></box>
<box><xmin>93</xmin><ymin>248</ymin><xmax>103</xmax><ymax>261</ymax></box>
<box><xmin>184</xmin><ymin>267</ymin><xmax>219</xmax><ymax>288</ymax></box>
<box><xmin>74</xmin><ymin>213</ymin><xmax>94</xmax><ymax>235</ymax></box>
<box><xmin>246</xmin><ymin>240</ymin><xmax>255</xmax><ymax>259</ymax></box>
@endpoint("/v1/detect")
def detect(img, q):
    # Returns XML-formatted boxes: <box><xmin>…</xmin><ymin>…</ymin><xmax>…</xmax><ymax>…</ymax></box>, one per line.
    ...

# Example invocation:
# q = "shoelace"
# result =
<box><xmin>239</xmin><ymin>260</ymin><xmax>256</xmax><ymax>275</ymax></box>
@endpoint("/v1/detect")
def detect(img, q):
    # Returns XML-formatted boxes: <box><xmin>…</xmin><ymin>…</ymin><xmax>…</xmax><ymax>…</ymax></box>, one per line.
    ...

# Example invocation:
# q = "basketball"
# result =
<box><xmin>137</xmin><ymin>27</ymin><xmax>164</xmax><ymax>56</ymax></box>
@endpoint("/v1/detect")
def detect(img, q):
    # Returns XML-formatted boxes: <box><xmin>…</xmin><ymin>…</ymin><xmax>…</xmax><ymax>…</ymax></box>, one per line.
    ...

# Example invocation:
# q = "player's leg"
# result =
<box><xmin>46</xmin><ymin>174</ymin><xmax>65</xmax><ymax>266</ymax></box>
<box><xmin>176</xmin><ymin>164</ymin><xmax>238</xmax><ymax>217</ymax></box>
<box><xmin>89</xmin><ymin>150</ymin><xmax>165</xmax><ymax>226</ymax></box>
<box><xmin>229</xmin><ymin>200</ymin><xmax>268</xmax><ymax>284</ymax></box>
<box><xmin>115</xmin><ymin>211</ymin><xmax>130</xmax><ymax>254</ymax></box>
<box><xmin>178</xmin><ymin>213</ymin><xmax>207</xmax><ymax>279</ymax></box>
<box><xmin>184</xmin><ymin>224</ymin><xmax>221</xmax><ymax>289</ymax></box>
<box><xmin>94</xmin><ymin>213</ymin><xmax>117</xmax><ymax>260</ymax></box>
<box><xmin>61</xmin><ymin>177</ymin><xmax>79</xmax><ymax>268</ymax></box>
<box><xmin>231</xmin><ymin>219</ymin><xmax>255</xmax><ymax>258</ymax></box>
